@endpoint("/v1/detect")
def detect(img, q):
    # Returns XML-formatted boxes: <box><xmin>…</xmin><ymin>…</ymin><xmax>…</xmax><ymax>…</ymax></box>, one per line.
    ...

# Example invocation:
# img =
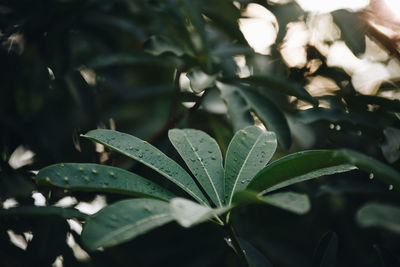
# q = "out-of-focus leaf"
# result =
<box><xmin>381</xmin><ymin>127</ymin><xmax>400</xmax><ymax>163</ymax></box>
<box><xmin>186</xmin><ymin>67</ymin><xmax>218</xmax><ymax>93</ymax></box>
<box><xmin>239</xmin><ymin>238</ymin><xmax>274</xmax><ymax>267</ymax></box>
<box><xmin>374</xmin><ymin>245</ymin><xmax>400</xmax><ymax>267</ymax></box>
<box><xmin>143</xmin><ymin>35</ymin><xmax>186</xmax><ymax>57</ymax></box>
<box><xmin>356</xmin><ymin>202</ymin><xmax>400</xmax><ymax>234</ymax></box>
<box><xmin>224</xmin><ymin>126</ymin><xmax>277</xmax><ymax>205</ymax></box>
<box><xmin>0</xmin><ymin>206</ymin><xmax>88</xmax><ymax>220</ymax></box>
<box><xmin>239</xmin><ymin>87</ymin><xmax>292</xmax><ymax>149</ymax></box>
<box><xmin>312</xmin><ymin>232</ymin><xmax>338</xmax><ymax>267</ymax></box>
<box><xmin>332</xmin><ymin>9</ymin><xmax>367</xmax><ymax>55</ymax></box>
<box><xmin>169</xmin><ymin>198</ymin><xmax>228</xmax><ymax>228</ymax></box>
<box><xmin>36</xmin><ymin>163</ymin><xmax>175</xmax><ymax>201</ymax></box>
<box><xmin>82</xmin><ymin>129</ymin><xmax>209</xmax><ymax>206</ymax></box>
<box><xmin>237</xmin><ymin>75</ymin><xmax>317</xmax><ymax>105</ymax></box>
<box><xmin>217</xmin><ymin>82</ymin><xmax>254</xmax><ymax>131</ymax></box>
<box><xmin>168</xmin><ymin>129</ymin><xmax>224</xmax><ymax>207</ymax></box>
<box><xmin>82</xmin><ymin>198</ymin><xmax>173</xmax><ymax>251</ymax></box>
<box><xmin>87</xmin><ymin>54</ymin><xmax>166</xmax><ymax>69</ymax></box>
<box><xmin>233</xmin><ymin>190</ymin><xmax>310</xmax><ymax>215</ymax></box>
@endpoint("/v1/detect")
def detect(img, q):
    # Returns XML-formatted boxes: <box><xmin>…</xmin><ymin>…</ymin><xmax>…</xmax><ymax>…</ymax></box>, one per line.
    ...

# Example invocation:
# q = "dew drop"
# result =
<box><xmin>369</xmin><ymin>173</ymin><xmax>374</xmax><ymax>179</ymax></box>
<box><xmin>138</xmin><ymin>153</ymin><xmax>143</xmax><ymax>158</ymax></box>
<box><xmin>240</xmin><ymin>180</ymin><xmax>245</xmax><ymax>184</ymax></box>
<box><xmin>64</xmin><ymin>177</ymin><xmax>69</xmax><ymax>183</ymax></box>
<box><xmin>143</xmin><ymin>141</ymin><xmax>148</xmax><ymax>144</ymax></box>
<box><xmin>60</xmin><ymin>163</ymin><xmax>65</xmax><ymax>167</ymax></box>
<box><xmin>335</xmin><ymin>125</ymin><xmax>341</xmax><ymax>131</ymax></box>
<box><xmin>84</xmin><ymin>176</ymin><xmax>90</xmax><ymax>183</ymax></box>
<box><xmin>92</xmin><ymin>169</ymin><xmax>97</xmax><ymax>174</ymax></box>
<box><xmin>211</xmin><ymin>156</ymin><xmax>216</xmax><ymax>160</ymax></box>
<box><xmin>389</xmin><ymin>185</ymin><xmax>394</xmax><ymax>190</ymax></box>
<box><xmin>109</xmin><ymin>172</ymin><xmax>115</xmax><ymax>177</ymax></box>
<box><xmin>208</xmin><ymin>150</ymin><xmax>212</xmax><ymax>153</ymax></box>
<box><xmin>45</xmin><ymin>177</ymin><xmax>51</xmax><ymax>183</ymax></box>
<box><xmin>329</xmin><ymin>124</ymin><xmax>335</xmax><ymax>130</ymax></box>
<box><xmin>79</xmin><ymin>167</ymin><xmax>84</xmax><ymax>172</ymax></box>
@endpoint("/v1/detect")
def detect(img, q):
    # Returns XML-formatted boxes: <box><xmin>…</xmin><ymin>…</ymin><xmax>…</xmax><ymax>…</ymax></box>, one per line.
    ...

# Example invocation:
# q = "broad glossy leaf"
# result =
<box><xmin>169</xmin><ymin>198</ymin><xmax>229</xmax><ymax>228</ymax></box>
<box><xmin>248</xmin><ymin>149</ymin><xmax>400</xmax><ymax>194</ymax></box>
<box><xmin>217</xmin><ymin>82</ymin><xmax>254</xmax><ymax>132</ymax></box>
<box><xmin>239</xmin><ymin>87</ymin><xmax>291</xmax><ymax>150</ymax></box>
<box><xmin>0</xmin><ymin>206</ymin><xmax>88</xmax><ymax>220</ymax></box>
<box><xmin>225</xmin><ymin>126</ymin><xmax>277</xmax><ymax>205</ymax></box>
<box><xmin>238</xmin><ymin>75</ymin><xmax>317</xmax><ymax>105</ymax></box>
<box><xmin>168</xmin><ymin>129</ymin><xmax>224</xmax><ymax>207</ymax></box>
<box><xmin>36</xmin><ymin>163</ymin><xmax>174</xmax><ymax>201</ymax></box>
<box><xmin>82</xmin><ymin>199</ymin><xmax>173</xmax><ymax>251</ymax></box>
<box><xmin>186</xmin><ymin>67</ymin><xmax>218</xmax><ymax>93</ymax></box>
<box><xmin>247</xmin><ymin>150</ymin><xmax>357</xmax><ymax>193</ymax></box>
<box><xmin>82</xmin><ymin>129</ymin><xmax>209</xmax><ymax>206</ymax></box>
<box><xmin>233</xmin><ymin>190</ymin><xmax>310</xmax><ymax>215</ymax></box>
<box><xmin>356</xmin><ymin>202</ymin><xmax>400</xmax><ymax>234</ymax></box>
<box><xmin>312</xmin><ymin>232</ymin><xmax>338</xmax><ymax>267</ymax></box>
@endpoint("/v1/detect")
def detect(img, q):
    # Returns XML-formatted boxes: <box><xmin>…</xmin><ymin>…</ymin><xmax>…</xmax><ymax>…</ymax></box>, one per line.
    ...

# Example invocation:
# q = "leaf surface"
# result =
<box><xmin>233</xmin><ymin>190</ymin><xmax>310</xmax><ymax>215</ymax></box>
<box><xmin>37</xmin><ymin>163</ymin><xmax>174</xmax><ymax>201</ymax></box>
<box><xmin>225</xmin><ymin>126</ymin><xmax>277</xmax><ymax>205</ymax></box>
<box><xmin>169</xmin><ymin>129</ymin><xmax>224</xmax><ymax>207</ymax></box>
<box><xmin>82</xmin><ymin>129</ymin><xmax>209</xmax><ymax>205</ymax></box>
<box><xmin>356</xmin><ymin>202</ymin><xmax>400</xmax><ymax>234</ymax></box>
<box><xmin>82</xmin><ymin>199</ymin><xmax>173</xmax><ymax>251</ymax></box>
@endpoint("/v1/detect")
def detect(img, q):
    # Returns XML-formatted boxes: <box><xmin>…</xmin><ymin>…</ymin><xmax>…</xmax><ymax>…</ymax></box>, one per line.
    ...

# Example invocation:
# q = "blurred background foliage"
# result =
<box><xmin>1</xmin><ymin>0</ymin><xmax>400</xmax><ymax>266</ymax></box>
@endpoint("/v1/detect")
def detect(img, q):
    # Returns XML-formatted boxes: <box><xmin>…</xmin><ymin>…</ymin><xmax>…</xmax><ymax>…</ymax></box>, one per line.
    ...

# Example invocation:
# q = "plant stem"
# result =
<box><xmin>224</xmin><ymin>223</ymin><xmax>251</xmax><ymax>267</ymax></box>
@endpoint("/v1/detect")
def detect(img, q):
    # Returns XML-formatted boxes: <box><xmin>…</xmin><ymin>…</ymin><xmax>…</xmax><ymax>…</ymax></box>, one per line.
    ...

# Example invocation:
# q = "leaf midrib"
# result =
<box><xmin>227</xmin><ymin>133</ymin><xmax>265</xmax><ymax>205</ymax></box>
<box><xmin>83</xmin><ymin>135</ymin><xmax>207</xmax><ymax>206</ymax></box>
<box><xmin>182</xmin><ymin>131</ymin><xmax>222</xmax><ymax>207</ymax></box>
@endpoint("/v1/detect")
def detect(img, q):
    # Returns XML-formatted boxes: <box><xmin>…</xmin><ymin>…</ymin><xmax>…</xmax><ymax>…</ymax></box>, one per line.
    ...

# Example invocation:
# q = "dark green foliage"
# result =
<box><xmin>1</xmin><ymin>0</ymin><xmax>400</xmax><ymax>266</ymax></box>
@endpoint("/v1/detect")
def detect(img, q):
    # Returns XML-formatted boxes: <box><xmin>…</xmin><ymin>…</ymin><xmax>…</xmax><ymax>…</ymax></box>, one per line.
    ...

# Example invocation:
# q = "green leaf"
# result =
<box><xmin>238</xmin><ymin>87</ymin><xmax>292</xmax><ymax>150</ymax></box>
<box><xmin>238</xmin><ymin>75</ymin><xmax>317</xmax><ymax>105</ymax></box>
<box><xmin>36</xmin><ymin>163</ymin><xmax>174</xmax><ymax>201</ymax></box>
<box><xmin>0</xmin><ymin>206</ymin><xmax>88</xmax><ymax>220</ymax></box>
<box><xmin>143</xmin><ymin>35</ymin><xmax>185</xmax><ymax>57</ymax></box>
<box><xmin>87</xmin><ymin>54</ymin><xmax>165</xmax><ymax>69</ymax></box>
<box><xmin>356</xmin><ymin>202</ymin><xmax>400</xmax><ymax>234</ymax></box>
<box><xmin>82</xmin><ymin>129</ymin><xmax>209</xmax><ymax>206</ymax></box>
<box><xmin>233</xmin><ymin>190</ymin><xmax>310</xmax><ymax>215</ymax></box>
<box><xmin>312</xmin><ymin>232</ymin><xmax>338</xmax><ymax>267</ymax></box>
<box><xmin>217</xmin><ymin>82</ymin><xmax>254</xmax><ymax>132</ymax></box>
<box><xmin>247</xmin><ymin>150</ymin><xmax>357</xmax><ymax>194</ymax></box>
<box><xmin>168</xmin><ymin>129</ymin><xmax>224</xmax><ymax>207</ymax></box>
<box><xmin>186</xmin><ymin>67</ymin><xmax>218</xmax><ymax>93</ymax></box>
<box><xmin>225</xmin><ymin>126</ymin><xmax>277</xmax><ymax>205</ymax></box>
<box><xmin>82</xmin><ymin>198</ymin><xmax>173</xmax><ymax>251</ymax></box>
<box><xmin>332</xmin><ymin>10</ymin><xmax>366</xmax><ymax>55</ymax></box>
<box><xmin>169</xmin><ymin>198</ymin><xmax>229</xmax><ymax>228</ymax></box>
<box><xmin>248</xmin><ymin>149</ymin><xmax>400</xmax><ymax>194</ymax></box>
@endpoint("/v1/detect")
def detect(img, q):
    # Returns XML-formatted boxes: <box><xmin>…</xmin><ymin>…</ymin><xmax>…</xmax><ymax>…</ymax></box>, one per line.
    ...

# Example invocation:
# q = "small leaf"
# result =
<box><xmin>82</xmin><ymin>199</ymin><xmax>173</xmax><ymax>251</ymax></box>
<box><xmin>82</xmin><ymin>129</ymin><xmax>209</xmax><ymax>206</ymax></box>
<box><xmin>225</xmin><ymin>126</ymin><xmax>277</xmax><ymax>205</ymax></box>
<box><xmin>0</xmin><ymin>206</ymin><xmax>88</xmax><ymax>220</ymax></box>
<box><xmin>233</xmin><ymin>190</ymin><xmax>310</xmax><ymax>215</ymax></box>
<box><xmin>217</xmin><ymin>82</ymin><xmax>254</xmax><ymax>132</ymax></box>
<box><xmin>356</xmin><ymin>202</ymin><xmax>400</xmax><ymax>234</ymax></box>
<box><xmin>332</xmin><ymin>10</ymin><xmax>366</xmax><ymax>55</ymax></box>
<box><xmin>381</xmin><ymin>127</ymin><xmax>400</xmax><ymax>164</ymax></box>
<box><xmin>36</xmin><ymin>163</ymin><xmax>175</xmax><ymax>201</ymax></box>
<box><xmin>168</xmin><ymin>129</ymin><xmax>224</xmax><ymax>207</ymax></box>
<box><xmin>238</xmin><ymin>87</ymin><xmax>292</xmax><ymax>150</ymax></box>
<box><xmin>143</xmin><ymin>35</ymin><xmax>185</xmax><ymax>56</ymax></box>
<box><xmin>312</xmin><ymin>232</ymin><xmax>338</xmax><ymax>267</ymax></box>
<box><xmin>186</xmin><ymin>67</ymin><xmax>218</xmax><ymax>93</ymax></box>
<box><xmin>169</xmin><ymin>198</ymin><xmax>229</xmax><ymax>228</ymax></box>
